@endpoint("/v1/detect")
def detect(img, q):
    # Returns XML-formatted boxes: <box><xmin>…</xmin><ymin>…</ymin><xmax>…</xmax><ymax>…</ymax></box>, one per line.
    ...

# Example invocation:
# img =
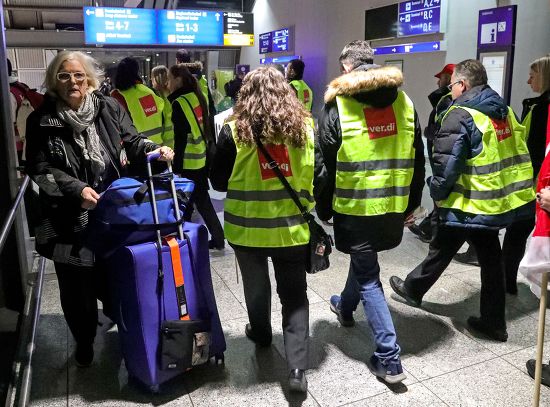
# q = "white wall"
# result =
<box><xmin>241</xmin><ymin>0</ymin><xmax>550</xmax><ymax>124</ymax></box>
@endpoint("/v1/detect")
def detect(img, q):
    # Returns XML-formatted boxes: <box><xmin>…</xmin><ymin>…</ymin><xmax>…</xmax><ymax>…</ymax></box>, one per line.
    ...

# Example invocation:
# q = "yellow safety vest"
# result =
<box><xmin>290</xmin><ymin>80</ymin><xmax>313</xmax><ymax>111</ymax></box>
<box><xmin>198</xmin><ymin>76</ymin><xmax>210</xmax><ymax>109</ymax></box>
<box><xmin>334</xmin><ymin>90</ymin><xmax>416</xmax><ymax>216</ymax></box>
<box><xmin>118</xmin><ymin>84</ymin><xmax>164</xmax><ymax>143</ymax></box>
<box><xmin>174</xmin><ymin>92</ymin><xmax>206</xmax><ymax>170</ymax></box>
<box><xmin>439</xmin><ymin>106</ymin><xmax>535</xmax><ymax>215</ymax></box>
<box><xmin>160</xmin><ymin>93</ymin><xmax>174</xmax><ymax>148</ymax></box>
<box><xmin>522</xmin><ymin>105</ymin><xmax>535</xmax><ymax>141</ymax></box>
<box><xmin>224</xmin><ymin>120</ymin><xmax>315</xmax><ymax>247</ymax></box>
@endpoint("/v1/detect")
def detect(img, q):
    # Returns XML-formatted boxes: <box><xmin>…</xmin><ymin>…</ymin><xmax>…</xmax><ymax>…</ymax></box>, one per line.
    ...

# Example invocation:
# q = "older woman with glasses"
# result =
<box><xmin>25</xmin><ymin>51</ymin><xmax>173</xmax><ymax>367</ymax></box>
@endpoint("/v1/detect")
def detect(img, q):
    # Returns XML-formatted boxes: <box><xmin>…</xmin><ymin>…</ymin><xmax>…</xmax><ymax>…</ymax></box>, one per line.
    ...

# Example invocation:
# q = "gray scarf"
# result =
<box><xmin>57</xmin><ymin>93</ymin><xmax>105</xmax><ymax>185</ymax></box>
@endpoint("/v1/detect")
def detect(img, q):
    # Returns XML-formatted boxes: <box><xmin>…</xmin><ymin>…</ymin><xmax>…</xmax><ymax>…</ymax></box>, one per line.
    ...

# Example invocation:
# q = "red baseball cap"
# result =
<box><xmin>435</xmin><ymin>64</ymin><xmax>455</xmax><ymax>78</ymax></box>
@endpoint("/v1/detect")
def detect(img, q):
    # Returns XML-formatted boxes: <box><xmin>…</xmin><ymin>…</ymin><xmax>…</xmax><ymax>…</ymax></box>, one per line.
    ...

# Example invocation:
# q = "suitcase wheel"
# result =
<box><xmin>149</xmin><ymin>384</ymin><xmax>160</xmax><ymax>394</ymax></box>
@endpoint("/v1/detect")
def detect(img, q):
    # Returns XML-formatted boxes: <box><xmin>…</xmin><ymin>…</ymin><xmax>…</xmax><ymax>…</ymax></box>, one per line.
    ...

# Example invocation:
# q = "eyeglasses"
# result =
<box><xmin>56</xmin><ymin>72</ymin><xmax>87</xmax><ymax>83</ymax></box>
<box><xmin>447</xmin><ymin>80</ymin><xmax>463</xmax><ymax>91</ymax></box>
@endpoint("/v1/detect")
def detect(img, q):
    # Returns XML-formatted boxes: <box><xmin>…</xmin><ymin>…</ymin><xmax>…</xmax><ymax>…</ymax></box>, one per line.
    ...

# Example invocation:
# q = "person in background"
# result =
<box><xmin>390</xmin><ymin>60</ymin><xmax>535</xmax><ymax>342</ymax></box>
<box><xmin>25</xmin><ymin>51</ymin><xmax>173</xmax><ymax>368</ymax></box>
<box><xmin>408</xmin><ymin>64</ymin><xmax>454</xmax><ymax>244</ymax></box>
<box><xmin>211</xmin><ymin>66</ymin><xmax>314</xmax><ymax>393</ymax></box>
<box><xmin>175</xmin><ymin>49</ymin><xmax>216</xmax><ymax>119</ymax></box>
<box><xmin>315</xmin><ymin>40</ymin><xmax>425</xmax><ymax>384</ymax></box>
<box><xmin>98</xmin><ymin>76</ymin><xmax>113</xmax><ymax>97</ymax></box>
<box><xmin>151</xmin><ymin>65</ymin><xmax>175</xmax><ymax>148</ymax></box>
<box><xmin>503</xmin><ymin>54</ymin><xmax>550</xmax><ymax>295</ymax></box>
<box><xmin>224</xmin><ymin>66</ymin><xmax>246</xmax><ymax>104</ymax></box>
<box><xmin>286</xmin><ymin>59</ymin><xmax>313</xmax><ymax>112</ymax></box>
<box><xmin>167</xmin><ymin>64</ymin><xmax>225</xmax><ymax>250</ymax></box>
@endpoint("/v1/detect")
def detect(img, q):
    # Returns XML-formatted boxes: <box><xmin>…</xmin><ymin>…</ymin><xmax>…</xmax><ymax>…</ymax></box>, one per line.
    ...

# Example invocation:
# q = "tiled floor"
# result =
<box><xmin>29</xmin><ymin>192</ymin><xmax>550</xmax><ymax>406</ymax></box>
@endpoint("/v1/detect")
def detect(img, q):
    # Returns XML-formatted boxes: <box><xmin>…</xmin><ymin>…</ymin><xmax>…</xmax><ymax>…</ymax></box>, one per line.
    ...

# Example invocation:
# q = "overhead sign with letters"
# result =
<box><xmin>397</xmin><ymin>0</ymin><xmax>441</xmax><ymax>37</ymax></box>
<box><xmin>258</xmin><ymin>27</ymin><xmax>292</xmax><ymax>54</ymax></box>
<box><xmin>260</xmin><ymin>55</ymin><xmax>300</xmax><ymax>65</ymax></box>
<box><xmin>83</xmin><ymin>6</ymin><xmax>254</xmax><ymax>47</ymax></box>
<box><xmin>373</xmin><ymin>41</ymin><xmax>442</xmax><ymax>55</ymax></box>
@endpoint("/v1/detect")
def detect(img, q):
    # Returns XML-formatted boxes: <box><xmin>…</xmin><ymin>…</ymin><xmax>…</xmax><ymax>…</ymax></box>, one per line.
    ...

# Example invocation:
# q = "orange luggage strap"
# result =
<box><xmin>164</xmin><ymin>236</ymin><xmax>190</xmax><ymax>320</ymax></box>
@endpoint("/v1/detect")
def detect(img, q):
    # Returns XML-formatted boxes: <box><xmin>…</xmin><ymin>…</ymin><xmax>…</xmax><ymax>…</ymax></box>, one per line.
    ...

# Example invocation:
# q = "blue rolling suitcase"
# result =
<box><xmin>105</xmin><ymin>154</ymin><xmax>226</xmax><ymax>392</ymax></box>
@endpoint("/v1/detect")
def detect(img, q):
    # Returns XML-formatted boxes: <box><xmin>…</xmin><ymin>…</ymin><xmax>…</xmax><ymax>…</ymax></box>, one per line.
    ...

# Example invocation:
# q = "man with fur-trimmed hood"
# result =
<box><xmin>314</xmin><ymin>40</ymin><xmax>425</xmax><ymax>384</ymax></box>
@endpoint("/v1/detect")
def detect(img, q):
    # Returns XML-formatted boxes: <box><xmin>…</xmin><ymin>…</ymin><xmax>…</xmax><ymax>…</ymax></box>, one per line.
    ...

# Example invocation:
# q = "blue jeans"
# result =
<box><xmin>340</xmin><ymin>251</ymin><xmax>401</xmax><ymax>363</ymax></box>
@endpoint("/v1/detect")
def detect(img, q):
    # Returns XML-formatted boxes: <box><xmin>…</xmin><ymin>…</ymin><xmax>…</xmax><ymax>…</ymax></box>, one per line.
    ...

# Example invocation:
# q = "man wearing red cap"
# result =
<box><xmin>408</xmin><ymin>63</ymin><xmax>455</xmax><ymax>242</ymax></box>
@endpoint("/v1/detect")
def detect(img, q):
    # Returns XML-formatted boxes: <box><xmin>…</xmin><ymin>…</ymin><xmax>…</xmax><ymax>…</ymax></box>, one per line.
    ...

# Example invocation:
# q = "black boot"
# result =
<box><xmin>288</xmin><ymin>369</ymin><xmax>307</xmax><ymax>392</ymax></box>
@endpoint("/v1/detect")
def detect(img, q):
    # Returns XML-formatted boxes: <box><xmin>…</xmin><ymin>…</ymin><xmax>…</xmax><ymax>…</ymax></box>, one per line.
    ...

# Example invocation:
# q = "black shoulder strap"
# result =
<box><xmin>254</xmin><ymin>136</ymin><xmax>310</xmax><ymax>220</ymax></box>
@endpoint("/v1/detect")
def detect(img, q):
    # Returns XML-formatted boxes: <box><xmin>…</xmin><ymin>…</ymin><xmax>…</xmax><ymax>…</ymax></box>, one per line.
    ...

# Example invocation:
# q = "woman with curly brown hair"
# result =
<box><xmin>211</xmin><ymin>66</ymin><xmax>315</xmax><ymax>393</ymax></box>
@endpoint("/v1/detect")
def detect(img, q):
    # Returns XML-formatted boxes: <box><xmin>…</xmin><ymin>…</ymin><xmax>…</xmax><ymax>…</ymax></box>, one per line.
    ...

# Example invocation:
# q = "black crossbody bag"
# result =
<box><xmin>255</xmin><ymin>137</ymin><xmax>333</xmax><ymax>273</ymax></box>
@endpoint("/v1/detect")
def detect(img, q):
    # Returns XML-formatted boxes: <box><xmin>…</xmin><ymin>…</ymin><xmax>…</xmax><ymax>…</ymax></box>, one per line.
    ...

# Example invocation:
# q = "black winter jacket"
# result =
<box><xmin>314</xmin><ymin>65</ymin><xmax>425</xmax><ymax>253</ymax></box>
<box><xmin>25</xmin><ymin>91</ymin><xmax>158</xmax><ymax>264</ymax></box>
<box><xmin>522</xmin><ymin>91</ymin><xmax>550</xmax><ymax>178</ymax></box>
<box><xmin>425</xmin><ymin>86</ymin><xmax>453</xmax><ymax>159</ymax></box>
<box><xmin>430</xmin><ymin>85</ymin><xmax>535</xmax><ymax>229</ymax></box>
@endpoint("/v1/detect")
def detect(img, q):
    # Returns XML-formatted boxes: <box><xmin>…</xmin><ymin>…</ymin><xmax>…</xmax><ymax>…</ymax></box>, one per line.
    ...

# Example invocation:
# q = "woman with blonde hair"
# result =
<box><xmin>25</xmin><ymin>51</ymin><xmax>173</xmax><ymax>367</ymax></box>
<box><xmin>211</xmin><ymin>66</ymin><xmax>315</xmax><ymax>393</ymax></box>
<box><xmin>503</xmin><ymin>54</ymin><xmax>550</xmax><ymax>295</ymax></box>
<box><xmin>151</xmin><ymin>65</ymin><xmax>174</xmax><ymax>148</ymax></box>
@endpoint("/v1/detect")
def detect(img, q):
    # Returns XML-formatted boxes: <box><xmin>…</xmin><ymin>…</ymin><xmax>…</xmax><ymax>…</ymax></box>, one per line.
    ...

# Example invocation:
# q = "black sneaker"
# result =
<box><xmin>208</xmin><ymin>240</ymin><xmax>225</xmax><ymax>250</ymax></box>
<box><xmin>367</xmin><ymin>355</ymin><xmax>406</xmax><ymax>384</ymax></box>
<box><xmin>389</xmin><ymin>276</ymin><xmax>422</xmax><ymax>307</ymax></box>
<box><xmin>454</xmin><ymin>248</ymin><xmax>479</xmax><ymax>266</ymax></box>
<box><xmin>75</xmin><ymin>342</ymin><xmax>94</xmax><ymax>367</ymax></box>
<box><xmin>244</xmin><ymin>323</ymin><xmax>272</xmax><ymax>347</ymax></box>
<box><xmin>329</xmin><ymin>295</ymin><xmax>355</xmax><ymax>327</ymax></box>
<box><xmin>526</xmin><ymin>359</ymin><xmax>550</xmax><ymax>387</ymax></box>
<box><xmin>408</xmin><ymin>224</ymin><xmax>431</xmax><ymax>243</ymax></box>
<box><xmin>288</xmin><ymin>369</ymin><xmax>308</xmax><ymax>392</ymax></box>
<box><xmin>466</xmin><ymin>316</ymin><xmax>508</xmax><ymax>342</ymax></box>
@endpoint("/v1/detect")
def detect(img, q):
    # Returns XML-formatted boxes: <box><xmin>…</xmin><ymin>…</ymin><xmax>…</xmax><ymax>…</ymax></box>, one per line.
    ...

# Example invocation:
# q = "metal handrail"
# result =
<box><xmin>1</xmin><ymin>175</ymin><xmax>47</xmax><ymax>407</ymax></box>
<box><xmin>0</xmin><ymin>175</ymin><xmax>29</xmax><ymax>254</ymax></box>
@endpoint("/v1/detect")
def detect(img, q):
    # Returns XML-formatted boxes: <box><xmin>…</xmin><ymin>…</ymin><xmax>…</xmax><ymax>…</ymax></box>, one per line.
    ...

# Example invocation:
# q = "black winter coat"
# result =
<box><xmin>25</xmin><ymin>91</ymin><xmax>158</xmax><ymax>264</ymax></box>
<box><xmin>522</xmin><ymin>91</ymin><xmax>550</xmax><ymax>178</ymax></box>
<box><xmin>430</xmin><ymin>85</ymin><xmax>535</xmax><ymax>229</ymax></box>
<box><xmin>314</xmin><ymin>65</ymin><xmax>425</xmax><ymax>253</ymax></box>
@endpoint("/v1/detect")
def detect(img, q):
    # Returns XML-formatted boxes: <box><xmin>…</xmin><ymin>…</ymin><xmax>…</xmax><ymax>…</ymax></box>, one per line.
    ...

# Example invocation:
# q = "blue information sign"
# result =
<box><xmin>84</xmin><ymin>7</ymin><xmax>156</xmax><ymax>45</ymax></box>
<box><xmin>373</xmin><ymin>41</ymin><xmax>441</xmax><ymax>55</ymax></box>
<box><xmin>271</xmin><ymin>28</ymin><xmax>290</xmax><ymax>52</ymax></box>
<box><xmin>260</xmin><ymin>55</ymin><xmax>300</xmax><ymax>65</ymax></box>
<box><xmin>259</xmin><ymin>32</ymin><xmax>272</xmax><ymax>53</ymax></box>
<box><xmin>397</xmin><ymin>0</ymin><xmax>441</xmax><ymax>37</ymax></box>
<box><xmin>157</xmin><ymin>10</ymin><xmax>223</xmax><ymax>46</ymax></box>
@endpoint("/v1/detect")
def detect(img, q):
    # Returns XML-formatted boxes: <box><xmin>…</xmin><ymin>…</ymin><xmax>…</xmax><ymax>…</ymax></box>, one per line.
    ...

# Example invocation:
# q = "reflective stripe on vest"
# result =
<box><xmin>434</xmin><ymin>92</ymin><xmax>452</xmax><ymax>123</ymax></box>
<box><xmin>439</xmin><ymin>105</ymin><xmax>535</xmax><ymax>215</ymax></box>
<box><xmin>174</xmin><ymin>92</ymin><xmax>206</xmax><ymax>170</ymax></box>
<box><xmin>334</xmin><ymin>90</ymin><xmax>416</xmax><ymax>216</ymax></box>
<box><xmin>160</xmin><ymin>94</ymin><xmax>174</xmax><ymax>148</ymax></box>
<box><xmin>290</xmin><ymin>80</ymin><xmax>313</xmax><ymax>111</ymax></box>
<box><xmin>118</xmin><ymin>84</ymin><xmax>164</xmax><ymax>143</ymax></box>
<box><xmin>199</xmin><ymin>76</ymin><xmax>209</xmax><ymax>109</ymax></box>
<box><xmin>224</xmin><ymin>120</ymin><xmax>315</xmax><ymax>248</ymax></box>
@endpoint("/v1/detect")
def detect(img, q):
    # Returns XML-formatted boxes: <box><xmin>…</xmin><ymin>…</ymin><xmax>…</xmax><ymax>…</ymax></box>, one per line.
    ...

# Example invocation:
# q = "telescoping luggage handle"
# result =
<box><xmin>147</xmin><ymin>152</ymin><xmax>190</xmax><ymax>321</ymax></box>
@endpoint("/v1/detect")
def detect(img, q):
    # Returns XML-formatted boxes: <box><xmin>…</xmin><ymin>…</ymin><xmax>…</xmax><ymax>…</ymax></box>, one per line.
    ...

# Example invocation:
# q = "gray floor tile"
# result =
<box><xmin>39</xmin><ymin>280</ymin><xmax>63</xmax><ymax>315</ymax></box>
<box><xmin>347</xmin><ymin>383</ymin><xmax>447</xmax><ymax>407</ymax></box>
<box><xmin>424</xmin><ymin>358</ymin><xmax>550</xmax><ymax>407</ymax></box>
<box><xmin>211</xmin><ymin>273</ymin><xmax>248</xmax><ymax>322</ymax></box>
<box><xmin>29</xmin><ymin>350</ymin><xmax>68</xmax><ymax>405</ymax></box>
<box><xmin>184</xmin><ymin>316</ymin><xmax>319</xmax><ymax>406</ymax></box>
<box><xmin>501</xmin><ymin>344</ymin><xmax>550</xmax><ymax>375</ymax></box>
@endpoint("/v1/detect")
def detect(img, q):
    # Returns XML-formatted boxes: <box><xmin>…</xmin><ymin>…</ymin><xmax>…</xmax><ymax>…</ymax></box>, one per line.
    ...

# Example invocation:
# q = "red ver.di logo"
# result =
<box><xmin>363</xmin><ymin>106</ymin><xmax>397</xmax><ymax>139</ymax></box>
<box><xmin>258</xmin><ymin>144</ymin><xmax>293</xmax><ymax>180</ymax></box>
<box><xmin>491</xmin><ymin>118</ymin><xmax>512</xmax><ymax>141</ymax></box>
<box><xmin>193</xmin><ymin>105</ymin><xmax>204</xmax><ymax>126</ymax></box>
<box><xmin>139</xmin><ymin>95</ymin><xmax>158</xmax><ymax>117</ymax></box>
<box><xmin>303</xmin><ymin>89</ymin><xmax>310</xmax><ymax>104</ymax></box>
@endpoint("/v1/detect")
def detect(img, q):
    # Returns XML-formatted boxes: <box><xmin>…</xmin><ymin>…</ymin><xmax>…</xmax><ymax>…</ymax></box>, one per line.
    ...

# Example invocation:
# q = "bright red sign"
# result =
<box><xmin>303</xmin><ymin>89</ymin><xmax>310</xmax><ymax>104</ymax></box>
<box><xmin>363</xmin><ymin>106</ymin><xmax>398</xmax><ymax>139</ymax></box>
<box><xmin>258</xmin><ymin>144</ymin><xmax>293</xmax><ymax>180</ymax></box>
<box><xmin>193</xmin><ymin>105</ymin><xmax>204</xmax><ymax>126</ymax></box>
<box><xmin>139</xmin><ymin>94</ymin><xmax>158</xmax><ymax>117</ymax></box>
<box><xmin>491</xmin><ymin>118</ymin><xmax>512</xmax><ymax>141</ymax></box>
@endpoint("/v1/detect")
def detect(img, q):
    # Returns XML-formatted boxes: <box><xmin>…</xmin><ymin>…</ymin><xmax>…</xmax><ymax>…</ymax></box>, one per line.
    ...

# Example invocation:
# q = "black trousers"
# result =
<box><xmin>189</xmin><ymin>183</ymin><xmax>225</xmax><ymax>247</ymax></box>
<box><xmin>234</xmin><ymin>245</ymin><xmax>309</xmax><ymax>370</ymax></box>
<box><xmin>502</xmin><ymin>217</ymin><xmax>535</xmax><ymax>288</ymax></box>
<box><xmin>53</xmin><ymin>262</ymin><xmax>98</xmax><ymax>345</ymax></box>
<box><xmin>404</xmin><ymin>214</ymin><xmax>505</xmax><ymax>329</ymax></box>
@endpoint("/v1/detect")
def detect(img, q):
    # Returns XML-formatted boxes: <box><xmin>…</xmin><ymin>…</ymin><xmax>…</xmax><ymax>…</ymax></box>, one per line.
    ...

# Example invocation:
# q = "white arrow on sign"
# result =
<box><xmin>215</xmin><ymin>13</ymin><xmax>220</xmax><ymax>21</ymax></box>
<box><xmin>400</xmin><ymin>16</ymin><xmax>404</xmax><ymax>21</ymax></box>
<box><xmin>433</xmin><ymin>43</ymin><xmax>439</xmax><ymax>49</ymax></box>
<box><xmin>392</xmin><ymin>48</ymin><xmax>396</xmax><ymax>52</ymax></box>
<box><xmin>86</xmin><ymin>9</ymin><xmax>92</xmax><ymax>15</ymax></box>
